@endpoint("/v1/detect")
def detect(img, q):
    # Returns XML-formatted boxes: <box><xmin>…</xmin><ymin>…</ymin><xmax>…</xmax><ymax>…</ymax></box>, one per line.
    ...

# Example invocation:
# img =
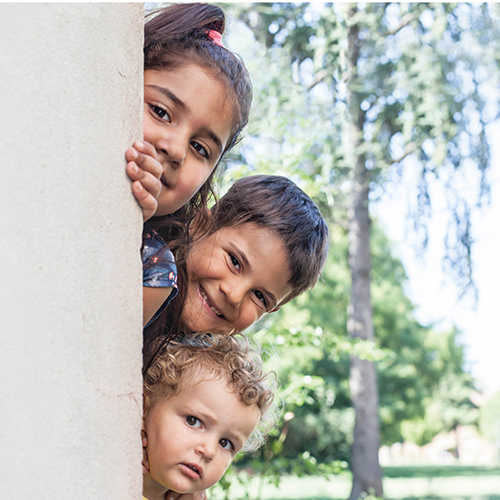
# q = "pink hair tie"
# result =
<box><xmin>207</xmin><ymin>29</ymin><xmax>224</xmax><ymax>48</ymax></box>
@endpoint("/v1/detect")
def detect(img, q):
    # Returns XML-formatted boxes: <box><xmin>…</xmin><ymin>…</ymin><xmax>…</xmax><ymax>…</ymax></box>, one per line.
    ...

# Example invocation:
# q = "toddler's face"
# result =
<box><xmin>143</xmin><ymin>373</ymin><xmax>260</xmax><ymax>495</ymax></box>
<box><xmin>182</xmin><ymin>223</ymin><xmax>294</xmax><ymax>334</ymax></box>
<box><xmin>143</xmin><ymin>65</ymin><xmax>235</xmax><ymax>216</ymax></box>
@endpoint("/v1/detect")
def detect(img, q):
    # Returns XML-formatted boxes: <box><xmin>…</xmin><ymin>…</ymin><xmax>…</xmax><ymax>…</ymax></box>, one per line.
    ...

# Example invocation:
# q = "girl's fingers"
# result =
<box><xmin>126</xmin><ymin>145</ymin><xmax>163</xmax><ymax>179</ymax></box>
<box><xmin>126</xmin><ymin>162</ymin><xmax>162</xmax><ymax>199</ymax></box>
<box><xmin>134</xmin><ymin>140</ymin><xmax>156</xmax><ymax>158</ymax></box>
<box><xmin>132</xmin><ymin>182</ymin><xmax>158</xmax><ymax>221</ymax></box>
<box><xmin>125</xmin><ymin>141</ymin><xmax>162</xmax><ymax>220</ymax></box>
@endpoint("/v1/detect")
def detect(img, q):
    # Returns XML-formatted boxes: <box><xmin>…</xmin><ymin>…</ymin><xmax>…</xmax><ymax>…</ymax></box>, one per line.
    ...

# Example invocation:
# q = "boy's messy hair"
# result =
<box><xmin>143</xmin><ymin>332</ymin><xmax>278</xmax><ymax>453</ymax></box>
<box><xmin>208</xmin><ymin>175</ymin><xmax>329</xmax><ymax>305</ymax></box>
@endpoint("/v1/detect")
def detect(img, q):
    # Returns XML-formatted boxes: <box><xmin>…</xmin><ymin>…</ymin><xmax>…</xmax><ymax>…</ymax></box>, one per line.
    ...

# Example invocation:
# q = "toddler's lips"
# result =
<box><xmin>180</xmin><ymin>463</ymin><xmax>202</xmax><ymax>479</ymax></box>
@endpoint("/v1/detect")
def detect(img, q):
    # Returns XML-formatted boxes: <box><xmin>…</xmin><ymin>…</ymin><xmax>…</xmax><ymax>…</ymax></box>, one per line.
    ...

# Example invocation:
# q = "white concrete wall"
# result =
<box><xmin>0</xmin><ymin>4</ymin><xmax>144</xmax><ymax>499</ymax></box>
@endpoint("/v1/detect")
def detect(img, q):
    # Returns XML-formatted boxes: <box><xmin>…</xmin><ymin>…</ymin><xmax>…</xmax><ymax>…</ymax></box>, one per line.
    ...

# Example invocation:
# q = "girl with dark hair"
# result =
<box><xmin>125</xmin><ymin>3</ymin><xmax>253</xmax><ymax>328</ymax></box>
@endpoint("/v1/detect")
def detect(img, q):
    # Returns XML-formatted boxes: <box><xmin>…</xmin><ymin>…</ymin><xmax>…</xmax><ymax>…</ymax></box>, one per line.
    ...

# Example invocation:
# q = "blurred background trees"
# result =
<box><xmin>216</xmin><ymin>3</ymin><xmax>500</xmax><ymax>498</ymax></box>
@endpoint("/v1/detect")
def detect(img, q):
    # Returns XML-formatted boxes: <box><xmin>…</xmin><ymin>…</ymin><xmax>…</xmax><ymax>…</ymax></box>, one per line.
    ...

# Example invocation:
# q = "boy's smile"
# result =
<box><xmin>143</xmin><ymin>373</ymin><xmax>260</xmax><ymax>497</ymax></box>
<box><xmin>143</xmin><ymin>65</ymin><xmax>235</xmax><ymax>216</ymax></box>
<box><xmin>182</xmin><ymin>223</ymin><xmax>293</xmax><ymax>333</ymax></box>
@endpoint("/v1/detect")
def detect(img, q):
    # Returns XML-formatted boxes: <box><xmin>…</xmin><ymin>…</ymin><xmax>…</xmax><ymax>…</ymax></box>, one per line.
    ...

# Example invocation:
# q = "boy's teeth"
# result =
<box><xmin>200</xmin><ymin>289</ymin><xmax>223</xmax><ymax>317</ymax></box>
<box><xmin>210</xmin><ymin>305</ymin><xmax>221</xmax><ymax>316</ymax></box>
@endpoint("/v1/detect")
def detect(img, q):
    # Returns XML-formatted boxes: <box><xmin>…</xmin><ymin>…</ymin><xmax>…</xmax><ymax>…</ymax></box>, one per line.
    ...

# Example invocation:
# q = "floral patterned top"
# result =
<box><xmin>142</xmin><ymin>229</ymin><xmax>178</xmax><ymax>327</ymax></box>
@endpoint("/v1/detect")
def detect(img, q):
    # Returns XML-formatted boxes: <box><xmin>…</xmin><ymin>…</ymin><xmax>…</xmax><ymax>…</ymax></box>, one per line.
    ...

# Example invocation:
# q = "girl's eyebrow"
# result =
<box><xmin>147</xmin><ymin>84</ymin><xmax>186</xmax><ymax>110</ymax></box>
<box><xmin>198</xmin><ymin>126</ymin><xmax>223</xmax><ymax>155</ymax></box>
<box><xmin>146</xmin><ymin>84</ymin><xmax>224</xmax><ymax>154</ymax></box>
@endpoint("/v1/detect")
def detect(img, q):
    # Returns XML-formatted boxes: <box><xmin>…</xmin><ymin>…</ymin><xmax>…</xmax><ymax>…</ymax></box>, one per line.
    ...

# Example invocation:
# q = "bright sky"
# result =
<box><xmin>373</xmin><ymin>121</ymin><xmax>500</xmax><ymax>395</ymax></box>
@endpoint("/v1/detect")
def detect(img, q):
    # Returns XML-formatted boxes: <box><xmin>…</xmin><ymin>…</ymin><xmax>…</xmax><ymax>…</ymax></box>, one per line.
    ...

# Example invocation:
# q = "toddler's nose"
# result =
<box><xmin>196</xmin><ymin>438</ymin><xmax>217</xmax><ymax>461</ymax></box>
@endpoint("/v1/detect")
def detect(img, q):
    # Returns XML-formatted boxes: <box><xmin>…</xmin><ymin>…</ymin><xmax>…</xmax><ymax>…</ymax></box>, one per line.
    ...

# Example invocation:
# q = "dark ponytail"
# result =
<box><xmin>144</xmin><ymin>3</ymin><xmax>225</xmax><ymax>46</ymax></box>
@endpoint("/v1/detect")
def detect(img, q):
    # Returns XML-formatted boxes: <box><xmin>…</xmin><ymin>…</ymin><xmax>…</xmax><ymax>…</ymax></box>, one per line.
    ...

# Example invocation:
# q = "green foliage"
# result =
<box><xmin>261</xmin><ymin>225</ymin><xmax>478</xmax><ymax>460</ymax></box>
<box><xmin>228</xmin><ymin>220</ymin><xmax>476</xmax><ymax>468</ymax></box>
<box><xmin>479</xmin><ymin>390</ymin><xmax>500</xmax><ymax>443</ymax></box>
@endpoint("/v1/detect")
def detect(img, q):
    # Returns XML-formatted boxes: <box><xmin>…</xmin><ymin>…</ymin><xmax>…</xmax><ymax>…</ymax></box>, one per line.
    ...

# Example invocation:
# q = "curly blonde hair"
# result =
<box><xmin>143</xmin><ymin>333</ymin><xmax>278</xmax><ymax>452</ymax></box>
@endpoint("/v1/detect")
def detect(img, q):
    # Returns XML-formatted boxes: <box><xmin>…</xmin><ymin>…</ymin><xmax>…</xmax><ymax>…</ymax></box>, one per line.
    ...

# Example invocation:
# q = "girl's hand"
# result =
<box><xmin>165</xmin><ymin>490</ymin><xmax>207</xmax><ymax>500</ymax></box>
<box><xmin>126</xmin><ymin>141</ymin><xmax>163</xmax><ymax>222</ymax></box>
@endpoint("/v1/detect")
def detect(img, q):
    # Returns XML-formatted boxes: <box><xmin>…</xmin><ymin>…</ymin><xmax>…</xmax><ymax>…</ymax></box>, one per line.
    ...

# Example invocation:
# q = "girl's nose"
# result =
<box><xmin>156</xmin><ymin>132</ymin><xmax>187</xmax><ymax>169</ymax></box>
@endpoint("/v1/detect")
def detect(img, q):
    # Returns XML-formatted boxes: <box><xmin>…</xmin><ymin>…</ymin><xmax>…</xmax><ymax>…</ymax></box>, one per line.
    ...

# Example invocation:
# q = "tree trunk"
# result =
<box><xmin>346</xmin><ymin>7</ymin><xmax>383</xmax><ymax>499</ymax></box>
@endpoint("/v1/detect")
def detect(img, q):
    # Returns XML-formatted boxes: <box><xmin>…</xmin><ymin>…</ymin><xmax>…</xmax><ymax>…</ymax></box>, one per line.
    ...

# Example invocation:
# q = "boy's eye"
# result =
<box><xmin>150</xmin><ymin>104</ymin><xmax>171</xmax><ymax>122</ymax></box>
<box><xmin>191</xmin><ymin>141</ymin><xmax>209</xmax><ymax>159</ymax></box>
<box><xmin>253</xmin><ymin>289</ymin><xmax>267</xmax><ymax>307</ymax></box>
<box><xmin>219</xmin><ymin>438</ymin><xmax>234</xmax><ymax>451</ymax></box>
<box><xmin>229</xmin><ymin>254</ymin><xmax>241</xmax><ymax>270</ymax></box>
<box><xmin>186</xmin><ymin>416</ymin><xmax>202</xmax><ymax>428</ymax></box>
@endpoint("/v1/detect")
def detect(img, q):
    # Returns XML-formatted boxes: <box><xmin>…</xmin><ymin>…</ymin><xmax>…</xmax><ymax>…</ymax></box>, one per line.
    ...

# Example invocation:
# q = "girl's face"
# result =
<box><xmin>144</xmin><ymin>65</ymin><xmax>235</xmax><ymax>216</ymax></box>
<box><xmin>182</xmin><ymin>223</ymin><xmax>294</xmax><ymax>334</ymax></box>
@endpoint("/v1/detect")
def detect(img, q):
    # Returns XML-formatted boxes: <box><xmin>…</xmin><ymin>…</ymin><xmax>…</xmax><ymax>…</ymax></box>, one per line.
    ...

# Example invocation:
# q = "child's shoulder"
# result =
<box><xmin>143</xmin><ymin>229</ymin><xmax>168</xmax><ymax>257</ymax></box>
<box><xmin>142</xmin><ymin>228</ymin><xmax>179</xmax><ymax>327</ymax></box>
<box><xmin>142</xmin><ymin>229</ymin><xmax>177</xmax><ymax>286</ymax></box>
<box><xmin>142</xmin><ymin>229</ymin><xmax>176</xmax><ymax>268</ymax></box>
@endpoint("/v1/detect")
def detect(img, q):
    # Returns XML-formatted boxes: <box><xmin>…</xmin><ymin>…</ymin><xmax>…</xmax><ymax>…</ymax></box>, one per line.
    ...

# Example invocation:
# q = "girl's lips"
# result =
<box><xmin>199</xmin><ymin>286</ymin><xmax>225</xmax><ymax>319</ymax></box>
<box><xmin>179</xmin><ymin>463</ymin><xmax>202</xmax><ymax>479</ymax></box>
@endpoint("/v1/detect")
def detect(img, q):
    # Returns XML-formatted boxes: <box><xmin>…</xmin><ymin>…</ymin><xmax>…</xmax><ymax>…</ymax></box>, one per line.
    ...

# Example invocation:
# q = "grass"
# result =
<box><xmin>383</xmin><ymin>465</ymin><xmax>500</xmax><ymax>478</ymax></box>
<box><xmin>216</xmin><ymin>465</ymin><xmax>500</xmax><ymax>500</ymax></box>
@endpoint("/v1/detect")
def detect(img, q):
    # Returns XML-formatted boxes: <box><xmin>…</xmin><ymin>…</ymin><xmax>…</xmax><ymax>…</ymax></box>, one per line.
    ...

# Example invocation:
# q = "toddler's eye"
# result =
<box><xmin>191</xmin><ymin>141</ymin><xmax>209</xmax><ymax>159</ymax></box>
<box><xmin>186</xmin><ymin>416</ymin><xmax>202</xmax><ymax>428</ymax></box>
<box><xmin>150</xmin><ymin>104</ymin><xmax>171</xmax><ymax>122</ymax></box>
<box><xmin>219</xmin><ymin>438</ymin><xmax>234</xmax><ymax>451</ymax></box>
<box><xmin>253</xmin><ymin>289</ymin><xmax>267</xmax><ymax>306</ymax></box>
<box><xmin>229</xmin><ymin>254</ymin><xmax>240</xmax><ymax>270</ymax></box>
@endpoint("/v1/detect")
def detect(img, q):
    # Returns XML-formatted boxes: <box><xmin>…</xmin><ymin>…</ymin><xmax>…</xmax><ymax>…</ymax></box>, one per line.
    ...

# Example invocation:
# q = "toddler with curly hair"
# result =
<box><xmin>141</xmin><ymin>333</ymin><xmax>277</xmax><ymax>500</ymax></box>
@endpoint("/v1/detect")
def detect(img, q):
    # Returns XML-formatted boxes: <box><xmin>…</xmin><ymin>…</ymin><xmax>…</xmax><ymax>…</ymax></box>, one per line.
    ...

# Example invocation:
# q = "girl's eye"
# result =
<box><xmin>191</xmin><ymin>141</ymin><xmax>209</xmax><ymax>159</ymax></box>
<box><xmin>150</xmin><ymin>104</ymin><xmax>171</xmax><ymax>122</ymax></box>
<box><xmin>219</xmin><ymin>438</ymin><xmax>234</xmax><ymax>451</ymax></box>
<box><xmin>186</xmin><ymin>416</ymin><xmax>202</xmax><ymax>428</ymax></box>
<box><xmin>253</xmin><ymin>289</ymin><xmax>267</xmax><ymax>307</ymax></box>
<box><xmin>229</xmin><ymin>254</ymin><xmax>241</xmax><ymax>270</ymax></box>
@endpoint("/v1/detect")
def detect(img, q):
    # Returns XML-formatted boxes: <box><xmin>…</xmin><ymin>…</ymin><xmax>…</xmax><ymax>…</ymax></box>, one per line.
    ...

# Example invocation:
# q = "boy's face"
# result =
<box><xmin>143</xmin><ymin>373</ymin><xmax>260</xmax><ymax>495</ymax></box>
<box><xmin>143</xmin><ymin>66</ymin><xmax>235</xmax><ymax>216</ymax></box>
<box><xmin>182</xmin><ymin>223</ymin><xmax>294</xmax><ymax>333</ymax></box>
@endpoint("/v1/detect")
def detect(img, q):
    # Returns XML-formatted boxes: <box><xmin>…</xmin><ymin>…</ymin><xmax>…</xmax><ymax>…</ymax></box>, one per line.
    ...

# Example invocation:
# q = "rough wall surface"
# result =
<box><xmin>0</xmin><ymin>4</ymin><xmax>144</xmax><ymax>499</ymax></box>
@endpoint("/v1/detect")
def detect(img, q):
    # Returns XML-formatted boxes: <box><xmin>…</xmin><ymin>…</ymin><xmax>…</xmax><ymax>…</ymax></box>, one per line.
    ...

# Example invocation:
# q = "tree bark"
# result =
<box><xmin>346</xmin><ymin>7</ymin><xmax>383</xmax><ymax>499</ymax></box>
